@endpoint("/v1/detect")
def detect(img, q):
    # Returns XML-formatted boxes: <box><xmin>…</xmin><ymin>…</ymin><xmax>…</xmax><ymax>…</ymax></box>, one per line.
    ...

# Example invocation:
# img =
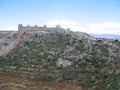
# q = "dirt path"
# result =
<box><xmin>0</xmin><ymin>73</ymin><xmax>88</xmax><ymax>90</ymax></box>
<box><xmin>0</xmin><ymin>30</ymin><xmax>22</xmax><ymax>56</ymax></box>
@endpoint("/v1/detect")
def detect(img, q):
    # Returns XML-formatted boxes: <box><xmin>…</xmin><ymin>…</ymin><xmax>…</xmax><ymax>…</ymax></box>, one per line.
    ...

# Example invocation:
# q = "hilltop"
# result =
<box><xmin>0</xmin><ymin>25</ymin><xmax>120</xmax><ymax>90</ymax></box>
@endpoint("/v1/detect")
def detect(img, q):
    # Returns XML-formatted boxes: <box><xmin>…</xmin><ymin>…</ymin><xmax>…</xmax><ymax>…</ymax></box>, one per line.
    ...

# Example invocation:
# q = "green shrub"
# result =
<box><xmin>62</xmin><ymin>74</ymin><xmax>73</xmax><ymax>80</ymax></box>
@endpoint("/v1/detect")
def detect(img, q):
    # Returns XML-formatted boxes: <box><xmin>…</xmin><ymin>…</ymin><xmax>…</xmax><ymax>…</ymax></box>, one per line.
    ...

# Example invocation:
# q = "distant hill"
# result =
<box><xmin>90</xmin><ymin>34</ymin><xmax>120</xmax><ymax>39</ymax></box>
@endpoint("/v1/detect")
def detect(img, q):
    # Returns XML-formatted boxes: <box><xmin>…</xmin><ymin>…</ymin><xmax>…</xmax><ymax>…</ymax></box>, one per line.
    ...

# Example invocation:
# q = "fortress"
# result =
<box><xmin>18</xmin><ymin>24</ymin><xmax>68</xmax><ymax>32</ymax></box>
<box><xmin>0</xmin><ymin>24</ymin><xmax>70</xmax><ymax>56</ymax></box>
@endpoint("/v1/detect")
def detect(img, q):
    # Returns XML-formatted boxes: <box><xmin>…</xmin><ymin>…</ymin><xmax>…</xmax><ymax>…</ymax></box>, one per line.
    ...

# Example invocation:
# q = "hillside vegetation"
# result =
<box><xmin>0</xmin><ymin>30</ymin><xmax>120</xmax><ymax>90</ymax></box>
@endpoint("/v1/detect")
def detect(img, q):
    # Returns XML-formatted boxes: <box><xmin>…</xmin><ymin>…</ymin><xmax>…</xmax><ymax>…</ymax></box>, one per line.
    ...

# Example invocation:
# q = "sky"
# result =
<box><xmin>0</xmin><ymin>0</ymin><xmax>120</xmax><ymax>34</ymax></box>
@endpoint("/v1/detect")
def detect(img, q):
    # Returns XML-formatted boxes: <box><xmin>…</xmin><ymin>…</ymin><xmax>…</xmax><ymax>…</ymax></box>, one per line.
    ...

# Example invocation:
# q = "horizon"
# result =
<box><xmin>0</xmin><ymin>0</ymin><xmax>120</xmax><ymax>34</ymax></box>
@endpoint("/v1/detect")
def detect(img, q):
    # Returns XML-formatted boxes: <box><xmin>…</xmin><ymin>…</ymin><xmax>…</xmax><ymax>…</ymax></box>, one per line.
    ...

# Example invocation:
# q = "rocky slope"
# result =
<box><xmin>0</xmin><ymin>31</ymin><xmax>17</xmax><ymax>49</ymax></box>
<box><xmin>0</xmin><ymin>29</ymin><xmax>120</xmax><ymax>90</ymax></box>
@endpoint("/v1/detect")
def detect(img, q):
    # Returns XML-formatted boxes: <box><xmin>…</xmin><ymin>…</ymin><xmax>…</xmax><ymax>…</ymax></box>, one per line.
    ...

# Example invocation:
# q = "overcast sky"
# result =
<box><xmin>0</xmin><ymin>0</ymin><xmax>120</xmax><ymax>34</ymax></box>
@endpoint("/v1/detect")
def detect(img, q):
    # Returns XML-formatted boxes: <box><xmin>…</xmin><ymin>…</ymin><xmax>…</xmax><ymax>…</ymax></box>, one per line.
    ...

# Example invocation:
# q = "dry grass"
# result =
<box><xmin>0</xmin><ymin>73</ymin><xmax>87</xmax><ymax>90</ymax></box>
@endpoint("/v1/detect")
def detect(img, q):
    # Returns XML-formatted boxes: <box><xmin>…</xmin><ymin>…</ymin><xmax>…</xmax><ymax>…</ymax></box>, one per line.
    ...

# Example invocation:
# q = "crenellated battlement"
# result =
<box><xmin>18</xmin><ymin>24</ymin><xmax>62</xmax><ymax>31</ymax></box>
<box><xmin>0</xmin><ymin>24</ymin><xmax>70</xmax><ymax>56</ymax></box>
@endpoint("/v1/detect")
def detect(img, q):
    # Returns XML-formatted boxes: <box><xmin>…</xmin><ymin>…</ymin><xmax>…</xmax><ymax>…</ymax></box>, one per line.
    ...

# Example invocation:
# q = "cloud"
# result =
<box><xmin>0</xmin><ymin>21</ymin><xmax>120</xmax><ymax>34</ymax></box>
<box><xmin>6</xmin><ymin>26</ymin><xmax>18</xmax><ymax>31</ymax></box>
<box><xmin>45</xmin><ymin>20</ymin><xmax>82</xmax><ymax>30</ymax></box>
<box><xmin>88</xmin><ymin>23</ymin><xmax>120</xmax><ymax>28</ymax></box>
<box><xmin>0</xmin><ymin>26</ymin><xmax>18</xmax><ymax>31</ymax></box>
<box><xmin>46</xmin><ymin>20</ymin><xmax>120</xmax><ymax>35</ymax></box>
<box><xmin>87</xmin><ymin>23</ymin><xmax>120</xmax><ymax>34</ymax></box>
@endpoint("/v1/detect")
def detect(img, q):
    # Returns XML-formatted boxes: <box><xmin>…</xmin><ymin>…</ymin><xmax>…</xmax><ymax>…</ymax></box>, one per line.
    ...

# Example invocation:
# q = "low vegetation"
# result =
<box><xmin>0</xmin><ymin>31</ymin><xmax>120</xmax><ymax>90</ymax></box>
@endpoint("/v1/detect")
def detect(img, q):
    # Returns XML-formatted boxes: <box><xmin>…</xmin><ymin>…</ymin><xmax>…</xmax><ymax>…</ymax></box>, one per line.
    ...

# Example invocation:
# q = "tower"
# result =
<box><xmin>18</xmin><ymin>24</ymin><xmax>22</xmax><ymax>31</ymax></box>
<box><xmin>18</xmin><ymin>24</ymin><xmax>23</xmax><ymax>39</ymax></box>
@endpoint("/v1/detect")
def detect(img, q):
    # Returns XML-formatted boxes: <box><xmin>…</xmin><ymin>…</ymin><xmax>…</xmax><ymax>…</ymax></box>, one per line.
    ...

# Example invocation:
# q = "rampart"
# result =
<box><xmin>0</xmin><ymin>30</ymin><xmax>21</xmax><ymax>56</ymax></box>
<box><xmin>0</xmin><ymin>24</ymin><xmax>69</xmax><ymax>56</ymax></box>
<box><xmin>18</xmin><ymin>24</ymin><xmax>62</xmax><ymax>32</ymax></box>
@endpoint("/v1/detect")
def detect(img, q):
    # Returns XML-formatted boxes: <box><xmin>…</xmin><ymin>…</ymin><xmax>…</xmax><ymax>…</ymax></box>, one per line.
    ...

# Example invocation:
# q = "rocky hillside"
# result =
<box><xmin>0</xmin><ymin>29</ymin><xmax>120</xmax><ymax>90</ymax></box>
<box><xmin>0</xmin><ymin>31</ymin><xmax>17</xmax><ymax>49</ymax></box>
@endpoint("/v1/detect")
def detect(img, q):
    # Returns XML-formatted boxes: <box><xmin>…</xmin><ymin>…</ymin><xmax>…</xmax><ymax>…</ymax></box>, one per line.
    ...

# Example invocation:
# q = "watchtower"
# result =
<box><xmin>18</xmin><ymin>24</ymin><xmax>22</xmax><ymax>31</ymax></box>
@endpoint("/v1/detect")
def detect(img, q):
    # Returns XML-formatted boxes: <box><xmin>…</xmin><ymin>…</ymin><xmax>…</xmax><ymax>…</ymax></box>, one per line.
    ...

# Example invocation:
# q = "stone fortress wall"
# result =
<box><xmin>18</xmin><ymin>24</ymin><xmax>64</xmax><ymax>32</ymax></box>
<box><xmin>0</xmin><ymin>24</ymin><xmax>70</xmax><ymax>56</ymax></box>
<box><xmin>0</xmin><ymin>30</ymin><xmax>21</xmax><ymax>56</ymax></box>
